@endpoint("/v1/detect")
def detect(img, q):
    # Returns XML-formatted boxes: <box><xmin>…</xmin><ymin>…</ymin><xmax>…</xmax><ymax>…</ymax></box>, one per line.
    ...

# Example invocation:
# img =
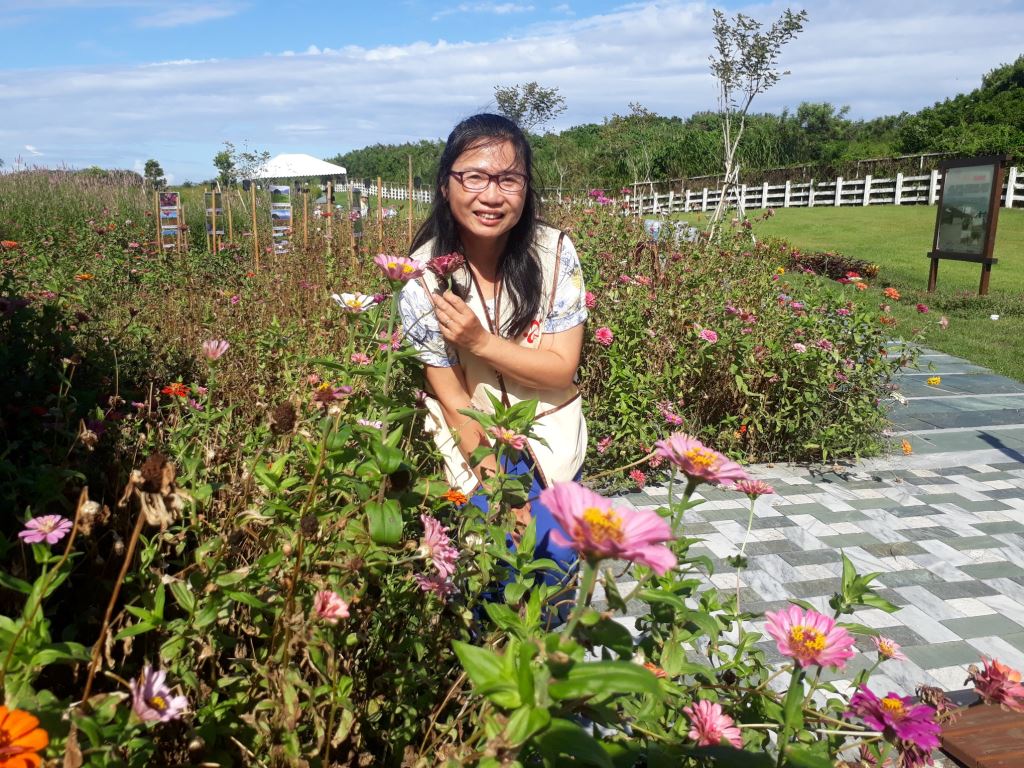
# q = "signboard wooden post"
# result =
<box><xmin>927</xmin><ymin>155</ymin><xmax>1005</xmax><ymax>296</ymax></box>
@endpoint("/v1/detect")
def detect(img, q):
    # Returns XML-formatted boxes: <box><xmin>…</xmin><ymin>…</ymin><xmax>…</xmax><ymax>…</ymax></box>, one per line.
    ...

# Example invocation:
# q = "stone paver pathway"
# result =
<box><xmin>606</xmin><ymin>347</ymin><xmax>1024</xmax><ymax>698</ymax></box>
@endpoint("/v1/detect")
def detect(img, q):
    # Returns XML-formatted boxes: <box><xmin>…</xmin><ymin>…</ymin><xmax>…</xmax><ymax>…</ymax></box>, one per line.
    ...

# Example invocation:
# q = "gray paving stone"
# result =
<box><xmin>941</xmin><ymin>614</ymin><xmax>1024</xmax><ymax>639</ymax></box>
<box><xmin>922</xmin><ymin>581</ymin><xmax>999</xmax><ymax>599</ymax></box>
<box><xmin>960</xmin><ymin>562</ymin><xmax>1024</xmax><ymax>580</ymax></box>
<box><xmin>779</xmin><ymin>549</ymin><xmax>841</xmax><ymax>566</ymax></box>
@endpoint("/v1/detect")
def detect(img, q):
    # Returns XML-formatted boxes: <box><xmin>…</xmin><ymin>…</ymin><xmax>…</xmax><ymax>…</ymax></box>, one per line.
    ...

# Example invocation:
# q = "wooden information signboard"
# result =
<box><xmin>927</xmin><ymin>155</ymin><xmax>1005</xmax><ymax>296</ymax></box>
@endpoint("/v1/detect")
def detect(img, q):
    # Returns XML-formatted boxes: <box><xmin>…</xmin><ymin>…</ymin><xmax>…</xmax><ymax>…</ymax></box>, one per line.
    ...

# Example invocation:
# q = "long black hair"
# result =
<box><xmin>410</xmin><ymin>113</ymin><xmax>541</xmax><ymax>339</ymax></box>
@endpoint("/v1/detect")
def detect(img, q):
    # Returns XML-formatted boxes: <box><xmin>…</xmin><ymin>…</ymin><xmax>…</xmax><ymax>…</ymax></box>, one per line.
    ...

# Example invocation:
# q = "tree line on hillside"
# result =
<box><xmin>327</xmin><ymin>56</ymin><xmax>1024</xmax><ymax>193</ymax></box>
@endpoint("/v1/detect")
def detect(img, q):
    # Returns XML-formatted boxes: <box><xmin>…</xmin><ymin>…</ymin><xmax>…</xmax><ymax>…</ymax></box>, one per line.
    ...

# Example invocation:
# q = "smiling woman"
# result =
<box><xmin>398</xmin><ymin>113</ymin><xmax>589</xmax><ymax>609</ymax></box>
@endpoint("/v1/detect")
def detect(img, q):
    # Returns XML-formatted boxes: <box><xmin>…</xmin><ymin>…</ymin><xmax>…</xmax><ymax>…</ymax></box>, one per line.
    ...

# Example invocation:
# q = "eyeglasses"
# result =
<box><xmin>449</xmin><ymin>170</ymin><xmax>527</xmax><ymax>194</ymax></box>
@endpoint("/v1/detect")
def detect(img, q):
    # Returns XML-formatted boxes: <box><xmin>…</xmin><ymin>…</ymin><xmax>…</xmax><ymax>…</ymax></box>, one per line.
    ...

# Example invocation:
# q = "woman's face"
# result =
<box><xmin>445</xmin><ymin>139</ymin><xmax>527</xmax><ymax>247</ymax></box>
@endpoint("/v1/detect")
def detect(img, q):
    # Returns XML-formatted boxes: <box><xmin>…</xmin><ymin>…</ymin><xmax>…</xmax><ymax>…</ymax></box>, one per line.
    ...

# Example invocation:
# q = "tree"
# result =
<box><xmin>213</xmin><ymin>141</ymin><xmax>271</xmax><ymax>187</ymax></box>
<box><xmin>493</xmin><ymin>82</ymin><xmax>567</xmax><ymax>134</ymax></box>
<box><xmin>707</xmin><ymin>7</ymin><xmax>807</xmax><ymax>238</ymax></box>
<box><xmin>143</xmin><ymin>159</ymin><xmax>166</xmax><ymax>190</ymax></box>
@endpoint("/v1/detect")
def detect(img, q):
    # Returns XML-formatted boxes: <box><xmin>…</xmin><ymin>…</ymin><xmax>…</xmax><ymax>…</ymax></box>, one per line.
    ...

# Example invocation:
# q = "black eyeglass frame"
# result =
<box><xmin>448</xmin><ymin>170</ymin><xmax>528</xmax><ymax>194</ymax></box>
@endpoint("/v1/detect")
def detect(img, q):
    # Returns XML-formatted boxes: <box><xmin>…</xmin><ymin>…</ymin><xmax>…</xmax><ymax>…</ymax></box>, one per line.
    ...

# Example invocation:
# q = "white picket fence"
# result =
<box><xmin>346</xmin><ymin>181</ymin><xmax>433</xmax><ymax>204</ymax></box>
<box><xmin>627</xmin><ymin>167</ymin><xmax>1024</xmax><ymax>216</ymax></box>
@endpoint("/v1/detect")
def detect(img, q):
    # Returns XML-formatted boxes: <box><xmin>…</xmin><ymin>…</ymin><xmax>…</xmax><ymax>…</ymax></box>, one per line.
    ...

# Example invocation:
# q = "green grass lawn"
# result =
<box><xmin>749</xmin><ymin>206</ymin><xmax>1024</xmax><ymax>381</ymax></box>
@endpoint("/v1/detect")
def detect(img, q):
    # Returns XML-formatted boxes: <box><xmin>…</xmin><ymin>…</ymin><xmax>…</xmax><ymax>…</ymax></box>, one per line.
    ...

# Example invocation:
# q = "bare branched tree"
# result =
<box><xmin>707</xmin><ymin>7</ymin><xmax>807</xmax><ymax>240</ymax></box>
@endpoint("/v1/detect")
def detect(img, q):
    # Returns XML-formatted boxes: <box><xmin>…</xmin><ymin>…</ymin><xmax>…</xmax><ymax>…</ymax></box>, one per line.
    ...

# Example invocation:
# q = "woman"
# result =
<box><xmin>398</xmin><ymin>113</ymin><xmax>588</xmax><ymax>592</ymax></box>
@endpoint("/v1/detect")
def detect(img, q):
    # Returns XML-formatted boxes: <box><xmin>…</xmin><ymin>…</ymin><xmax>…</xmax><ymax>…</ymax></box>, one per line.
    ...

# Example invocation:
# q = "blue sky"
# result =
<box><xmin>1</xmin><ymin>1</ymin><xmax>1022</xmax><ymax>182</ymax></box>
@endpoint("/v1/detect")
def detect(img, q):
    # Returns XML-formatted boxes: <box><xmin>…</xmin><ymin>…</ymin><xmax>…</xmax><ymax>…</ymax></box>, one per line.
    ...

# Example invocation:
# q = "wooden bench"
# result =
<box><xmin>940</xmin><ymin>704</ymin><xmax>1024</xmax><ymax>767</ymax></box>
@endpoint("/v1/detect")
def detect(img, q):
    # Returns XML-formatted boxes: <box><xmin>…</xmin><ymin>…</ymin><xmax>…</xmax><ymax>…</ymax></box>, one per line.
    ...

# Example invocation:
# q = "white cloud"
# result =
<box><xmin>433</xmin><ymin>2</ymin><xmax>534</xmax><ymax>21</ymax></box>
<box><xmin>24</xmin><ymin>144</ymin><xmax>43</xmax><ymax>156</ymax></box>
<box><xmin>2</xmin><ymin>0</ymin><xmax>1022</xmax><ymax>182</ymax></box>
<box><xmin>135</xmin><ymin>3</ymin><xmax>243</xmax><ymax>28</ymax></box>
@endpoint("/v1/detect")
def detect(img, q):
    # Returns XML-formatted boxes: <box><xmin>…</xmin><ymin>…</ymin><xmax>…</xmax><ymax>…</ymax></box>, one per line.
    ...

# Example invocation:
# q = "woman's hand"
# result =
<box><xmin>432</xmin><ymin>291</ymin><xmax>490</xmax><ymax>354</ymax></box>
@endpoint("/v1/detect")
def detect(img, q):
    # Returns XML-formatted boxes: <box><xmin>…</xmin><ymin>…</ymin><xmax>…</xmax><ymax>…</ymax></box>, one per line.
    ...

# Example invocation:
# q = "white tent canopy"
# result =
<box><xmin>251</xmin><ymin>153</ymin><xmax>346</xmax><ymax>180</ymax></box>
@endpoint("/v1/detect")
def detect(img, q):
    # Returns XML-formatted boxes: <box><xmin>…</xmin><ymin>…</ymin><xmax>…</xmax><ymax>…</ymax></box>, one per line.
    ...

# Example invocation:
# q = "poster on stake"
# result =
<box><xmin>270</xmin><ymin>185</ymin><xmax>292</xmax><ymax>254</ymax></box>
<box><xmin>205</xmin><ymin>191</ymin><xmax>224</xmax><ymax>235</ymax></box>
<box><xmin>156</xmin><ymin>191</ymin><xmax>181</xmax><ymax>252</ymax></box>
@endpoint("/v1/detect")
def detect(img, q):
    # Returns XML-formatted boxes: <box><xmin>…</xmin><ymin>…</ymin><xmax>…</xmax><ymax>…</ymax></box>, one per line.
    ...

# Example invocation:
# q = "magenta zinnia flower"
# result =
<box><xmin>426</xmin><ymin>251</ymin><xmax>465</xmax><ymax>278</ymax></box>
<box><xmin>201</xmin><ymin>339</ymin><xmax>229</xmax><ymax>360</ymax></box>
<box><xmin>653</xmin><ymin>433</ymin><xmax>749</xmax><ymax>487</ymax></box>
<box><xmin>764</xmin><ymin>604</ymin><xmax>855</xmax><ymax>669</ymax></box>
<box><xmin>698</xmin><ymin>328</ymin><xmax>718</xmax><ymax>343</ymax></box>
<box><xmin>488</xmin><ymin>426</ymin><xmax>527</xmax><ymax>451</ymax></box>
<box><xmin>594</xmin><ymin>326</ymin><xmax>614</xmax><ymax>346</ymax></box>
<box><xmin>683</xmin><ymin>700</ymin><xmax>742</xmax><ymax>748</ymax></box>
<box><xmin>873</xmin><ymin>635</ymin><xmax>909</xmax><ymax>662</ymax></box>
<box><xmin>968</xmin><ymin>656</ymin><xmax>1024</xmax><ymax>712</ymax></box>
<box><xmin>733</xmin><ymin>478</ymin><xmax>774</xmax><ymax>499</ymax></box>
<box><xmin>847</xmin><ymin>687</ymin><xmax>940</xmax><ymax>768</ymax></box>
<box><xmin>313</xmin><ymin>590</ymin><xmax>350</xmax><ymax>624</ymax></box>
<box><xmin>584</xmin><ymin>291</ymin><xmax>596</xmax><ymax>309</ymax></box>
<box><xmin>414</xmin><ymin>572</ymin><xmax>456</xmax><ymax>599</ymax></box>
<box><xmin>540</xmin><ymin>481</ymin><xmax>676</xmax><ymax>574</ymax></box>
<box><xmin>18</xmin><ymin>515</ymin><xmax>73</xmax><ymax>545</ymax></box>
<box><xmin>419</xmin><ymin>514</ymin><xmax>459</xmax><ymax>579</ymax></box>
<box><xmin>130</xmin><ymin>664</ymin><xmax>189</xmax><ymax>723</ymax></box>
<box><xmin>374</xmin><ymin>254</ymin><xmax>424</xmax><ymax>282</ymax></box>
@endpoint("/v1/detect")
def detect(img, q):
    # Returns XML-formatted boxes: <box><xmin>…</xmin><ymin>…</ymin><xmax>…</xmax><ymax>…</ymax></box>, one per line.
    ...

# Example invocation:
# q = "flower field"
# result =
<box><xmin>3</xmin><ymin>170</ymin><xmax>1015</xmax><ymax>767</ymax></box>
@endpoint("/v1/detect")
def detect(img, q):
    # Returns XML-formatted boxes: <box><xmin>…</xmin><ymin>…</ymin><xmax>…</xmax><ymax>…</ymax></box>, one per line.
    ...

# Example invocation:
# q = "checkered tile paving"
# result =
<box><xmin>602</xmin><ymin>348</ymin><xmax>1024</xmax><ymax>698</ymax></box>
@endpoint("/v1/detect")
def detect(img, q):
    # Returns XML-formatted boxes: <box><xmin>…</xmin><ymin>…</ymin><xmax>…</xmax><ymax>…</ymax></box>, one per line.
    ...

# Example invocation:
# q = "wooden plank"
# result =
<box><xmin>941</xmin><ymin>704</ymin><xmax>1024</xmax><ymax>768</ymax></box>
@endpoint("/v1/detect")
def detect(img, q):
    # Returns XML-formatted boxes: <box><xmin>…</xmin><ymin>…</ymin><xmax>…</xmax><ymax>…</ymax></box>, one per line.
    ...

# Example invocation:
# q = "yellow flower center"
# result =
<box><xmin>683</xmin><ymin>447</ymin><xmax>717</xmax><ymax>470</ymax></box>
<box><xmin>582</xmin><ymin>506</ymin><xmax>624</xmax><ymax>544</ymax></box>
<box><xmin>881</xmin><ymin>697</ymin><xmax>905</xmax><ymax>718</ymax></box>
<box><xmin>789</xmin><ymin>625</ymin><xmax>826</xmax><ymax>655</ymax></box>
<box><xmin>401</xmin><ymin>264</ymin><xmax>414</xmax><ymax>274</ymax></box>
<box><xmin>148</xmin><ymin>695</ymin><xmax>168</xmax><ymax>711</ymax></box>
<box><xmin>345</xmin><ymin>298</ymin><xmax>362</xmax><ymax>308</ymax></box>
<box><xmin>877</xmin><ymin>639</ymin><xmax>895</xmax><ymax>657</ymax></box>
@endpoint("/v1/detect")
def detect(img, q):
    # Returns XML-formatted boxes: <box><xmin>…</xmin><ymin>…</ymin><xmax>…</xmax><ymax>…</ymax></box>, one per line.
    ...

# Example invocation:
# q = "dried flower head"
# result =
<box><xmin>269</xmin><ymin>401</ymin><xmax>296</xmax><ymax>435</ymax></box>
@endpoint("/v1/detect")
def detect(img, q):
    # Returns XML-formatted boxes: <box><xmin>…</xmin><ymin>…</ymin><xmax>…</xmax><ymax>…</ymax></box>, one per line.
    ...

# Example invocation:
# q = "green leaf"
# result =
<box><xmin>533</xmin><ymin>718</ymin><xmax>612</xmax><ymax>768</ymax></box>
<box><xmin>781</xmin><ymin>671</ymin><xmax>806</xmax><ymax>733</ymax></box>
<box><xmin>784</xmin><ymin>745</ymin><xmax>834</xmax><ymax>768</ymax></box>
<box><xmin>222</xmin><ymin>589</ymin><xmax>267</xmax><ymax>609</ymax></box>
<box><xmin>27</xmin><ymin>642</ymin><xmax>89</xmax><ymax>667</ymax></box>
<box><xmin>366</xmin><ymin>499</ymin><xmax>403</xmax><ymax>545</ymax></box>
<box><xmin>548</xmin><ymin>661</ymin><xmax>662</xmax><ymax>701</ymax></box>
<box><xmin>453</xmin><ymin>640</ymin><xmax>504</xmax><ymax>687</ymax></box>
<box><xmin>505</xmin><ymin>705</ymin><xmax>549</xmax><ymax>746</ymax></box>
<box><xmin>371</xmin><ymin>443</ymin><xmax>403</xmax><ymax>474</ymax></box>
<box><xmin>169</xmin><ymin>581</ymin><xmax>196</xmax><ymax>613</ymax></box>
<box><xmin>113</xmin><ymin>621</ymin><xmax>156</xmax><ymax>641</ymax></box>
<box><xmin>860</xmin><ymin>594</ymin><xmax>900</xmax><ymax>613</ymax></box>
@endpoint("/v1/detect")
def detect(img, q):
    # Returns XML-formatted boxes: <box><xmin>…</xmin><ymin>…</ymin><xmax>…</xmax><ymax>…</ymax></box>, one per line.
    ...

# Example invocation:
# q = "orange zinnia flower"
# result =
<box><xmin>901</xmin><ymin>439</ymin><xmax>913</xmax><ymax>455</ymax></box>
<box><xmin>160</xmin><ymin>382</ymin><xmax>189</xmax><ymax>398</ymax></box>
<box><xmin>0</xmin><ymin>706</ymin><xmax>48</xmax><ymax>768</ymax></box>
<box><xmin>442</xmin><ymin>489</ymin><xmax>469</xmax><ymax>507</ymax></box>
<box><xmin>74</xmin><ymin>273</ymin><xmax>94</xmax><ymax>281</ymax></box>
<box><xmin>0</xmin><ymin>240</ymin><xmax>18</xmax><ymax>250</ymax></box>
<box><xmin>883</xmin><ymin>287</ymin><xmax>900</xmax><ymax>301</ymax></box>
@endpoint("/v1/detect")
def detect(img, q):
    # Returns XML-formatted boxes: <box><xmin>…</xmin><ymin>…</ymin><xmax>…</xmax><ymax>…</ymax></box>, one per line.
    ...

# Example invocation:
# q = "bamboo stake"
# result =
<box><xmin>377</xmin><ymin>175</ymin><xmax>383</xmax><ymax>245</ymax></box>
<box><xmin>177</xmin><ymin>199</ymin><xmax>184</xmax><ymax>255</ymax></box>
<box><xmin>303</xmin><ymin>191</ymin><xmax>309</xmax><ymax>249</ymax></box>
<box><xmin>407</xmin><ymin>155</ymin><xmax>413</xmax><ymax>247</ymax></box>
<box><xmin>326</xmin><ymin>180</ymin><xmax>334</xmax><ymax>261</ymax></box>
<box><xmin>205</xmin><ymin>189</ymin><xmax>211</xmax><ymax>253</ymax></box>
<box><xmin>250</xmin><ymin>183</ymin><xmax>259</xmax><ymax>272</ymax></box>
<box><xmin>211</xmin><ymin>189</ymin><xmax>219</xmax><ymax>254</ymax></box>
<box><xmin>153</xmin><ymin>191</ymin><xmax>161</xmax><ymax>253</ymax></box>
<box><xmin>227</xmin><ymin>194</ymin><xmax>234</xmax><ymax>242</ymax></box>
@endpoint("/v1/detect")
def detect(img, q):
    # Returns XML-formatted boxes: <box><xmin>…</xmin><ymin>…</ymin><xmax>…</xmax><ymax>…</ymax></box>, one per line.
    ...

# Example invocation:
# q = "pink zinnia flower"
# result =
<box><xmin>488</xmin><ymin>426</ymin><xmax>527</xmax><ymax>451</ymax></box>
<box><xmin>764</xmin><ymin>604</ymin><xmax>855</xmax><ymax>669</ymax></box>
<box><xmin>683</xmin><ymin>700</ymin><xmax>742</xmax><ymax>748</ymax></box>
<box><xmin>594</xmin><ymin>326</ymin><xmax>614</xmax><ymax>346</ymax></box>
<box><xmin>733</xmin><ymin>478</ymin><xmax>774</xmax><ymax>499</ymax></box>
<box><xmin>584</xmin><ymin>291</ymin><xmax>597</xmax><ymax>309</ymax></box>
<box><xmin>629</xmin><ymin>469</ymin><xmax>647</xmax><ymax>488</ymax></box>
<box><xmin>938</xmin><ymin>315</ymin><xmax>949</xmax><ymax>330</ymax></box>
<box><xmin>792</xmin><ymin>342</ymin><xmax>807</xmax><ymax>353</ymax></box>
<box><xmin>596</xmin><ymin>436</ymin><xmax>612</xmax><ymax>454</ymax></box>
<box><xmin>916</xmin><ymin>303</ymin><xmax>929</xmax><ymax>314</ymax></box>
<box><xmin>414</xmin><ymin>572</ymin><xmax>456</xmax><ymax>598</ymax></box>
<box><xmin>873</xmin><ymin>635</ymin><xmax>908</xmax><ymax>662</ymax></box>
<box><xmin>653</xmin><ymin>433</ymin><xmax>749</xmax><ymax>487</ymax></box>
<box><xmin>18</xmin><ymin>515</ymin><xmax>73</xmax><ymax>545</ymax></box>
<box><xmin>540</xmin><ymin>481</ymin><xmax>677</xmax><ymax>574</ymax></box>
<box><xmin>313</xmin><ymin>590</ymin><xmax>350</xmax><ymax>624</ymax></box>
<box><xmin>968</xmin><ymin>656</ymin><xmax>1024</xmax><ymax>712</ymax></box>
<box><xmin>374</xmin><ymin>254</ymin><xmax>424</xmax><ymax>282</ymax></box>
<box><xmin>201</xmin><ymin>339</ymin><xmax>229</xmax><ymax>361</ymax></box>
<box><xmin>846</xmin><ymin>687</ymin><xmax>940</xmax><ymax>768</ymax></box>
<box><xmin>130</xmin><ymin>664</ymin><xmax>189</xmax><ymax>723</ymax></box>
<box><xmin>419</xmin><ymin>514</ymin><xmax>459</xmax><ymax>579</ymax></box>
<box><xmin>698</xmin><ymin>328</ymin><xmax>718</xmax><ymax>343</ymax></box>
<box><xmin>815</xmin><ymin>339</ymin><xmax>834</xmax><ymax>351</ymax></box>
<box><xmin>350</xmin><ymin>352</ymin><xmax>371</xmax><ymax>366</ymax></box>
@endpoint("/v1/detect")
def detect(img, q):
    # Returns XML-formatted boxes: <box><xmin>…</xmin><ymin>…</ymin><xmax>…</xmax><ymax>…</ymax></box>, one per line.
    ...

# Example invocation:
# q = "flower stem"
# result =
<box><xmin>562</xmin><ymin>561</ymin><xmax>597</xmax><ymax>637</ymax></box>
